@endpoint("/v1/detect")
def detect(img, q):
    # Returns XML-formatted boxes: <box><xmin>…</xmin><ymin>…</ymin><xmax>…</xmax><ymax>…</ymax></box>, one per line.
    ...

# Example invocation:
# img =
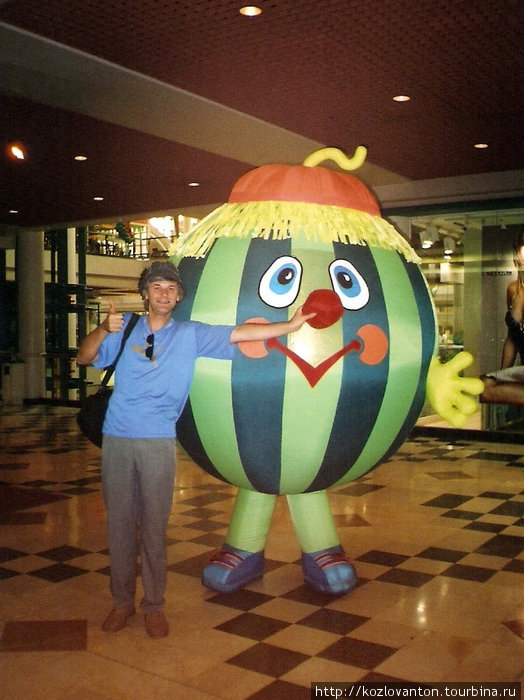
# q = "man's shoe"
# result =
<box><xmin>145</xmin><ymin>612</ymin><xmax>169</xmax><ymax>638</ymax></box>
<box><xmin>102</xmin><ymin>606</ymin><xmax>135</xmax><ymax>632</ymax></box>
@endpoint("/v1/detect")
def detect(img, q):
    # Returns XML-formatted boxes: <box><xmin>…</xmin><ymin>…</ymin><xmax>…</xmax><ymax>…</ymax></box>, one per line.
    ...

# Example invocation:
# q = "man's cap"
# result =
<box><xmin>138</xmin><ymin>261</ymin><xmax>185</xmax><ymax>299</ymax></box>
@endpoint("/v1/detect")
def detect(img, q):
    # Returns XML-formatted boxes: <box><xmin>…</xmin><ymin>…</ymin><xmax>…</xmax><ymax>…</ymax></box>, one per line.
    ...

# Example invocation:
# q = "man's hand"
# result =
<box><xmin>426</xmin><ymin>351</ymin><xmax>484</xmax><ymax>428</ymax></box>
<box><xmin>287</xmin><ymin>304</ymin><xmax>318</xmax><ymax>331</ymax></box>
<box><xmin>230</xmin><ymin>304</ymin><xmax>317</xmax><ymax>345</ymax></box>
<box><xmin>76</xmin><ymin>299</ymin><xmax>124</xmax><ymax>366</ymax></box>
<box><xmin>102</xmin><ymin>298</ymin><xmax>124</xmax><ymax>333</ymax></box>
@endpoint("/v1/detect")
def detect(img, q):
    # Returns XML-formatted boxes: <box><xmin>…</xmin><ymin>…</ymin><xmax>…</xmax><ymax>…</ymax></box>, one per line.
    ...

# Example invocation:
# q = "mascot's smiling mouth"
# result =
<box><xmin>266</xmin><ymin>337</ymin><xmax>361</xmax><ymax>387</ymax></box>
<box><xmin>237</xmin><ymin>321</ymin><xmax>388</xmax><ymax>388</ymax></box>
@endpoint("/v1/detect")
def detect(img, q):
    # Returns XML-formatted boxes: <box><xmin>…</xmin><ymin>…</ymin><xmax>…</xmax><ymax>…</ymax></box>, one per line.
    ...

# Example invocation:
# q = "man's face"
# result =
<box><xmin>145</xmin><ymin>279</ymin><xmax>180</xmax><ymax>315</ymax></box>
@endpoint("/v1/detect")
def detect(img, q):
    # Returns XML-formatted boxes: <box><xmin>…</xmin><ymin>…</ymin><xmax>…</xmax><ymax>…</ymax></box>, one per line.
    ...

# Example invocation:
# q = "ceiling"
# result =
<box><xmin>0</xmin><ymin>0</ymin><xmax>522</xmax><ymax>230</ymax></box>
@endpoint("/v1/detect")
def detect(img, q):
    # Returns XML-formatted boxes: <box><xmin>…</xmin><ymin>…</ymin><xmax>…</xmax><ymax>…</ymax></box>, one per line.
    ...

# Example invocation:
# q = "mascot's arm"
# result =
<box><xmin>426</xmin><ymin>351</ymin><xmax>484</xmax><ymax>428</ymax></box>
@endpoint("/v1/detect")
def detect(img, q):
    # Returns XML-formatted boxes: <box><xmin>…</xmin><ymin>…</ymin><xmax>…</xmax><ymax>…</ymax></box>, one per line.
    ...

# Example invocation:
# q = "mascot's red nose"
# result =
<box><xmin>303</xmin><ymin>289</ymin><xmax>344</xmax><ymax>329</ymax></box>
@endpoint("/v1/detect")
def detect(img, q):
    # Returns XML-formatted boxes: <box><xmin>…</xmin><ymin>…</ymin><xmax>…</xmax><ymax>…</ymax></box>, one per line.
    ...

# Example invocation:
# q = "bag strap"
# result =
<box><xmin>100</xmin><ymin>313</ymin><xmax>140</xmax><ymax>388</ymax></box>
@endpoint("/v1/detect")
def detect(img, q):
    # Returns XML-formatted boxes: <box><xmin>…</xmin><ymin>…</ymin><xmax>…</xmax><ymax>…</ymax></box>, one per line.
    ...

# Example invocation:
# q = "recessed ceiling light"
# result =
<box><xmin>9</xmin><ymin>209</ymin><xmax>18</xmax><ymax>214</ymax></box>
<box><xmin>188</xmin><ymin>181</ymin><xmax>200</xmax><ymax>187</ymax></box>
<box><xmin>74</xmin><ymin>154</ymin><xmax>87</xmax><ymax>161</ymax></box>
<box><xmin>474</xmin><ymin>143</ymin><xmax>488</xmax><ymax>149</ymax></box>
<box><xmin>8</xmin><ymin>144</ymin><xmax>25</xmax><ymax>160</ymax></box>
<box><xmin>93</xmin><ymin>196</ymin><xmax>104</xmax><ymax>201</ymax></box>
<box><xmin>393</xmin><ymin>95</ymin><xmax>410</xmax><ymax>102</ymax></box>
<box><xmin>239</xmin><ymin>6</ymin><xmax>262</xmax><ymax>17</ymax></box>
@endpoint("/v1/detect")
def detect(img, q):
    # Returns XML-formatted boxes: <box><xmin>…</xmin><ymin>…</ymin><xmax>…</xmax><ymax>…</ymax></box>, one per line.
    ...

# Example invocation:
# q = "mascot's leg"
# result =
<box><xmin>201</xmin><ymin>488</ymin><xmax>276</xmax><ymax>593</ymax></box>
<box><xmin>287</xmin><ymin>491</ymin><xmax>357</xmax><ymax>595</ymax></box>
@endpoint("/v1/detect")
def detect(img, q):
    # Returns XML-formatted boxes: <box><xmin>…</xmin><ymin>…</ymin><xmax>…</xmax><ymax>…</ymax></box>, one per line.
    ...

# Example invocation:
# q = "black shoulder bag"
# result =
<box><xmin>77</xmin><ymin>313</ymin><xmax>140</xmax><ymax>447</ymax></box>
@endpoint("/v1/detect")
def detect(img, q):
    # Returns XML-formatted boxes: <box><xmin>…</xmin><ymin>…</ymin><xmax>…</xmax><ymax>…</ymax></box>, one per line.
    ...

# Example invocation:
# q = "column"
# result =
<box><xmin>67</xmin><ymin>228</ymin><xmax>79</xmax><ymax>399</ymax></box>
<box><xmin>17</xmin><ymin>229</ymin><xmax>46</xmax><ymax>399</ymax></box>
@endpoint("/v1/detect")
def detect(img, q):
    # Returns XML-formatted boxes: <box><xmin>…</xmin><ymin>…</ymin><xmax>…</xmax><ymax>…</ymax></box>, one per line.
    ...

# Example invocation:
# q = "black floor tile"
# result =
<box><xmin>63</xmin><ymin>477</ymin><xmax>101</xmax><ymax>486</ymax></box>
<box><xmin>441</xmin><ymin>510</ymin><xmax>482</xmax><ymax>521</ymax></box>
<box><xmin>190</xmin><ymin>533</ymin><xmax>229</xmax><ymax>548</ymax></box>
<box><xmin>376</xmin><ymin>568</ymin><xmax>434</xmax><ymax>587</ymax></box>
<box><xmin>469</xmin><ymin>451</ymin><xmax>520</xmax><ymax>462</ymax></box>
<box><xmin>297</xmin><ymin>608</ymin><xmax>368</xmax><ymax>635</ymax></box>
<box><xmin>356</xmin><ymin>550</ymin><xmax>409</xmax><ymax>567</ymax></box>
<box><xmin>442</xmin><ymin>564</ymin><xmax>496</xmax><ymax>582</ymax></box>
<box><xmin>503</xmin><ymin>559</ymin><xmax>524</xmax><ymax>574</ymax></box>
<box><xmin>480</xmin><ymin>491</ymin><xmax>519</xmax><ymax>500</ymax></box>
<box><xmin>168</xmin><ymin>551</ymin><xmax>216</xmax><ymax>577</ymax></box>
<box><xmin>180</xmin><ymin>506</ymin><xmax>225</xmax><ymax>518</ymax></box>
<box><xmin>282</xmin><ymin>584</ymin><xmax>342</xmax><ymax>607</ymax></box>
<box><xmin>0</xmin><ymin>547</ymin><xmax>27</xmax><ymax>563</ymax></box>
<box><xmin>0</xmin><ymin>463</ymin><xmax>30</xmax><ymax>471</ymax></box>
<box><xmin>37</xmin><ymin>545</ymin><xmax>91</xmax><ymax>561</ymax></box>
<box><xmin>422</xmin><ymin>494</ymin><xmax>472</xmax><ymax>509</ymax></box>
<box><xmin>464</xmin><ymin>521</ymin><xmax>506</xmax><ymax>533</ymax></box>
<box><xmin>22</xmin><ymin>480</ymin><xmax>57</xmax><ymax>488</ymax></box>
<box><xmin>474</xmin><ymin>534</ymin><xmax>523</xmax><ymax>558</ymax></box>
<box><xmin>248</xmin><ymin>679</ymin><xmax>309</xmax><ymax>700</ymax></box>
<box><xmin>182</xmin><ymin>518</ymin><xmax>229</xmax><ymax>532</ymax></box>
<box><xmin>216</xmin><ymin>612</ymin><xmax>290</xmax><ymax>641</ymax></box>
<box><xmin>207</xmin><ymin>589</ymin><xmax>274</xmax><ymax>611</ymax></box>
<box><xmin>489</xmin><ymin>501</ymin><xmax>524</xmax><ymax>518</ymax></box>
<box><xmin>336</xmin><ymin>483</ymin><xmax>385</xmax><ymax>496</ymax></box>
<box><xmin>60</xmin><ymin>487</ymin><xmax>98</xmax><ymax>495</ymax></box>
<box><xmin>179</xmin><ymin>493</ymin><xmax>233</xmax><ymax>507</ymax></box>
<box><xmin>416</xmin><ymin>547</ymin><xmax>466</xmax><ymax>562</ymax></box>
<box><xmin>318</xmin><ymin>636</ymin><xmax>397</xmax><ymax>669</ymax></box>
<box><xmin>227</xmin><ymin>642</ymin><xmax>308</xmax><ymax>677</ymax></box>
<box><xmin>0</xmin><ymin>567</ymin><xmax>20</xmax><ymax>580</ymax></box>
<box><xmin>0</xmin><ymin>485</ymin><xmax>68</xmax><ymax>511</ymax></box>
<box><xmin>28</xmin><ymin>563</ymin><xmax>89</xmax><ymax>582</ymax></box>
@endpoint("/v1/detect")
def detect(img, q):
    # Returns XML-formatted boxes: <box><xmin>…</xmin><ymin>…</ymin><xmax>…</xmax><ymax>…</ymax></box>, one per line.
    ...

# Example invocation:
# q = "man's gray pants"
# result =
<box><xmin>101</xmin><ymin>436</ymin><xmax>176</xmax><ymax>614</ymax></box>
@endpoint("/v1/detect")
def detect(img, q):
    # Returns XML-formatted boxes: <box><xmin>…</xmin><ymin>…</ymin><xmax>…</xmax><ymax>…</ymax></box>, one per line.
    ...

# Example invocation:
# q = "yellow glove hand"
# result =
<box><xmin>426</xmin><ymin>351</ymin><xmax>484</xmax><ymax>428</ymax></box>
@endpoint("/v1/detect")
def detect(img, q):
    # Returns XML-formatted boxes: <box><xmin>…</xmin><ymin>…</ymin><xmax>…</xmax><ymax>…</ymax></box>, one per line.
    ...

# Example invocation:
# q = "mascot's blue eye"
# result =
<box><xmin>329</xmin><ymin>259</ymin><xmax>369</xmax><ymax>310</ymax></box>
<box><xmin>259</xmin><ymin>256</ymin><xmax>302</xmax><ymax>308</ymax></box>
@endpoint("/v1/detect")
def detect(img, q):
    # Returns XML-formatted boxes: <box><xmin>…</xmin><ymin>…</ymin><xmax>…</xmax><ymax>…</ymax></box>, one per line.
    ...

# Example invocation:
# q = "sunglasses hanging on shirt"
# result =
<box><xmin>145</xmin><ymin>333</ymin><xmax>154</xmax><ymax>360</ymax></box>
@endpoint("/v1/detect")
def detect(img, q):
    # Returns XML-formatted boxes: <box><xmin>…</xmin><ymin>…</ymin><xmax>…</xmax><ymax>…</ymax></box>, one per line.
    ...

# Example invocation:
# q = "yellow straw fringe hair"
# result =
<box><xmin>170</xmin><ymin>201</ymin><xmax>419</xmax><ymax>263</ymax></box>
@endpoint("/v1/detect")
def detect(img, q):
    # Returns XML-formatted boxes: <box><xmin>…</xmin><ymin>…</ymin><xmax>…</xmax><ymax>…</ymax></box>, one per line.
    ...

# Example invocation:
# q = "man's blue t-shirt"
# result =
<box><xmin>94</xmin><ymin>313</ymin><xmax>235</xmax><ymax>439</ymax></box>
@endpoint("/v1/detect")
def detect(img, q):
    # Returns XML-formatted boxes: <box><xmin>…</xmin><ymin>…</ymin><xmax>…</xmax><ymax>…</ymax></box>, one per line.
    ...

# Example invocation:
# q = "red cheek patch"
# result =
<box><xmin>357</xmin><ymin>324</ymin><xmax>388</xmax><ymax>365</ymax></box>
<box><xmin>237</xmin><ymin>317</ymin><xmax>270</xmax><ymax>358</ymax></box>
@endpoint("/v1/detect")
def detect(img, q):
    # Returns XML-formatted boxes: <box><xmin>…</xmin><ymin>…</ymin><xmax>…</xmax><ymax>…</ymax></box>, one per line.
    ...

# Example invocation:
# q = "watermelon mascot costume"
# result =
<box><xmin>170</xmin><ymin>147</ymin><xmax>483</xmax><ymax>595</ymax></box>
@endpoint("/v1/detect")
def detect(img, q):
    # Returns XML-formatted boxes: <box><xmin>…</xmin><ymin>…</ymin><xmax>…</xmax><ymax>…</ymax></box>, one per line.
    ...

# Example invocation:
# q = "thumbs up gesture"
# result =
<box><xmin>102</xmin><ymin>298</ymin><xmax>124</xmax><ymax>333</ymax></box>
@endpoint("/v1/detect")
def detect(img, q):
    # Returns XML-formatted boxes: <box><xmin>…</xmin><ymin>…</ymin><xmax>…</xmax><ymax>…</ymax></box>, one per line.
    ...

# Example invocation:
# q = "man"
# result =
<box><xmin>76</xmin><ymin>261</ymin><xmax>314</xmax><ymax>638</ymax></box>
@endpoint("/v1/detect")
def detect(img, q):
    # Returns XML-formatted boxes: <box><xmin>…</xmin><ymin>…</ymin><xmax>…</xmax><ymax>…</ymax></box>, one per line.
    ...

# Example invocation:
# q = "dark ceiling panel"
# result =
<box><xmin>0</xmin><ymin>0</ymin><xmax>522</xmax><ymax>228</ymax></box>
<box><xmin>0</xmin><ymin>95</ymin><xmax>252</xmax><ymax>227</ymax></box>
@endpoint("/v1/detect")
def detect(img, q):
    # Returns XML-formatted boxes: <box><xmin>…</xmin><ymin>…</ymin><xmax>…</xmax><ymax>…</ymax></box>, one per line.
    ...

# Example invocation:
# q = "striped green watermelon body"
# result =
<box><xmin>172</xmin><ymin>230</ymin><xmax>436</xmax><ymax>495</ymax></box>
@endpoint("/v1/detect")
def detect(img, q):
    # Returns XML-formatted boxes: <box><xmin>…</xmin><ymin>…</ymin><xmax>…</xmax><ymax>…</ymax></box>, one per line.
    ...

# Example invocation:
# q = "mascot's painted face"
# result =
<box><xmin>173</xmin><ymin>224</ymin><xmax>436</xmax><ymax>495</ymax></box>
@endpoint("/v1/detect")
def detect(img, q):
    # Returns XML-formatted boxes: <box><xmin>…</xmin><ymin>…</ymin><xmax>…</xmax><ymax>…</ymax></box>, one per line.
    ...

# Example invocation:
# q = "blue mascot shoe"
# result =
<box><xmin>202</xmin><ymin>544</ymin><xmax>264</xmax><ymax>593</ymax></box>
<box><xmin>302</xmin><ymin>545</ymin><xmax>357</xmax><ymax>595</ymax></box>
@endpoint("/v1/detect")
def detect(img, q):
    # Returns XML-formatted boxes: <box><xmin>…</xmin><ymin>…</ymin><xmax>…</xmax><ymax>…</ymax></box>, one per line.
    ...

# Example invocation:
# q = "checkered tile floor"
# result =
<box><xmin>0</xmin><ymin>405</ymin><xmax>522</xmax><ymax>698</ymax></box>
